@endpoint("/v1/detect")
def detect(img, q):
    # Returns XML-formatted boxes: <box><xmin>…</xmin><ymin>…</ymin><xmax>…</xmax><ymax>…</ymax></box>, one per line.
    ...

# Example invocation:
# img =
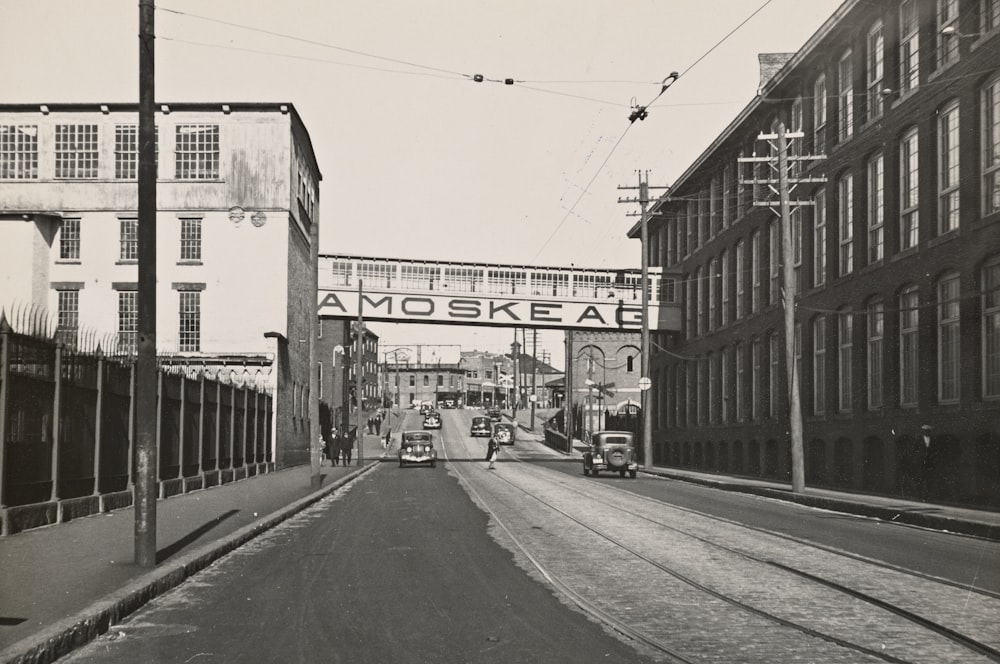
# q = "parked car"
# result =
<box><xmin>423</xmin><ymin>411</ymin><xmax>442</xmax><ymax>429</ymax></box>
<box><xmin>486</xmin><ymin>407</ymin><xmax>502</xmax><ymax>422</ymax></box>
<box><xmin>470</xmin><ymin>416</ymin><xmax>491</xmax><ymax>437</ymax></box>
<box><xmin>492</xmin><ymin>422</ymin><xmax>516</xmax><ymax>445</ymax></box>
<box><xmin>398</xmin><ymin>431</ymin><xmax>437</xmax><ymax>468</ymax></box>
<box><xmin>583</xmin><ymin>431</ymin><xmax>638</xmax><ymax>478</ymax></box>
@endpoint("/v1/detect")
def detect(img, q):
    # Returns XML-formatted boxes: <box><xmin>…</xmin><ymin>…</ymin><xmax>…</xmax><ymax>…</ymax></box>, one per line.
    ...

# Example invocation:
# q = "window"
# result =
<box><xmin>60</xmin><ymin>218</ymin><xmax>81</xmax><ymax>260</ymax></box>
<box><xmin>695</xmin><ymin>266</ymin><xmax>704</xmax><ymax>337</ymax></box>
<box><xmin>939</xmin><ymin>101</ymin><xmax>961</xmax><ymax>234</ymax></box>
<box><xmin>735</xmin><ymin>343</ymin><xmax>745</xmax><ymax>422</ymax></box>
<box><xmin>751</xmin><ymin>338</ymin><xmax>761</xmax><ymax>421</ymax></box>
<box><xmin>867</xmin><ymin>21</ymin><xmax>885</xmax><ymax>121</ymax></box>
<box><xmin>838</xmin><ymin>50</ymin><xmax>853</xmax><ymax>141</ymax></box>
<box><xmin>55</xmin><ymin>124</ymin><xmax>98</xmax><ymax>179</ymax></box>
<box><xmin>838</xmin><ymin>310</ymin><xmax>853</xmax><ymax>412</ymax></box>
<box><xmin>686</xmin><ymin>272</ymin><xmax>694</xmax><ymax>339</ymax></box>
<box><xmin>120</xmin><ymin>218</ymin><xmax>138</xmax><ymax>262</ymax></box>
<box><xmin>423</xmin><ymin>375</ymin><xmax>429</xmax><ymax>387</ymax></box>
<box><xmin>685</xmin><ymin>361</ymin><xmax>694</xmax><ymax>427</ymax></box>
<box><xmin>813</xmin><ymin>316</ymin><xmax>826</xmax><ymax>415</ymax></box>
<box><xmin>687</xmin><ymin>200</ymin><xmax>696</xmax><ymax>254</ymax></box>
<box><xmin>180</xmin><ymin>217</ymin><xmax>202</xmax><ymax>261</ymax></box>
<box><xmin>868</xmin><ymin>152</ymin><xmax>884</xmax><ymax>263</ymax></box>
<box><xmin>723</xmin><ymin>161</ymin><xmax>735</xmax><ymax>225</ymax></box>
<box><xmin>711</xmin><ymin>177</ymin><xmax>722</xmax><ymax>236</ymax></box>
<box><xmin>178</xmin><ymin>290</ymin><xmax>201</xmax><ymax>352</ymax></box>
<box><xmin>409</xmin><ymin>375</ymin><xmax>415</xmax><ymax>387</ymax></box>
<box><xmin>626</xmin><ymin>355</ymin><xmax>635</xmax><ymax>372</ymax></box>
<box><xmin>769</xmin><ymin>332</ymin><xmax>779</xmax><ymax>418</ymax></box>
<box><xmin>768</xmin><ymin>219</ymin><xmax>780</xmax><ymax>306</ymax></box>
<box><xmin>900</xmin><ymin>0</ymin><xmax>920</xmax><ymax>94</ymax></box>
<box><xmin>0</xmin><ymin>124</ymin><xmax>38</xmax><ymax>179</ymax></box>
<box><xmin>984</xmin><ymin>0</ymin><xmax>1000</xmax><ymax>32</ymax></box>
<box><xmin>867</xmin><ymin>299</ymin><xmax>884</xmax><ymax>409</ymax></box>
<box><xmin>118</xmin><ymin>290</ymin><xmax>137</xmax><ymax>354</ymax></box>
<box><xmin>901</xmin><ymin>127</ymin><xmax>920</xmax><ymax>250</ymax></box>
<box><xmin>791</xmin><ymin>207</ymin><xmax>802</xmax><ymax>293</ymax></box>
<box><xmin>56</xmin><ymin>289</ymin><xmax>79</xmax><ymax>348</ymax></box>
<box><xmin>985</xmin><ymin>76</ymin><xmax>1000</xmax><ymax>215</ymax></box>
<box><xmin>666</xmin><ymin>219</ymin><xmax>676</xmax><ymax>267</ymax></box>
<box><xmin>937</xmin><ymin>0</ymin><xmax>959</xmax><ymax>68</ymax></box>
<box><xmin>175</xmin><ymin>124</ymin><xmax>219</xmax><ymax>180</ymax></box>
<box><xmin>720</xmin><ymin>249</ymin><xmax>730</xmax><ymax>327</ymax></box>
<box><xmin>984</xmin><ymin>257</ymin><xmax>1000</xmax><ymax>399</ymax></box>
<box><xmin>708</xmin><ymin>258</ymin><xmax>718</xmax><ymax>332</ymax></box>
<box><xmin>698</xmin><ymin>192</ymin><xmax>709</xmax><ymax>247</ymax></box>
<box><xmin>709</xmin><ymin>352</ymin><xmax>719</xmax><ymax>424</ymax></box>
<box><xmin>814</xmin><ymin>75</ymin><xmax>827</xmax><ymax>153</ymax></box>
<box><xmin>814</xmin><ymin>189</ymin><xmax>827</xmax><ymax>287</ymax></box>
<box><xmin>790</xmin><ymin>97</ymin><xmax>804</xmax><ymax>177</ymax></box>
<box><xmin>838</xmin><ymin>173</ymin><xmax>854</xmax><ymax>276</ymax></box>
<box><xmin>735</xmin><ymin>240</ymin><xmax>745</xmax><ymax>319</ymax></box>
<box><xmin>751</xmin><ymin>230</ymin><xmax>762</xmax><ymax>313</ymax></box>
<box><xmin>900</xmin><ymin>286</ymin><xmax>919</xmax><ymax>407</ymax></box>
<box><xmin>437</xmin><ymin>374</ymin><xmax>444</xmax><ymax>387</ymax></box>
<box><xmin>698</xmin><ymin>356</ymin><xmax>707</xmax><ymax>425</ymax></box>
<box><xmin>115</xmin><ymin>124</ymin><xmax>158</xmax><ymax>179</ymax></box>
<box><xmin>720</xmin><ymin>349</ymin><xmax>729</xmax><ymax>423</ymax></box>
<box><xmin>938</xmin><ymin>273</ymin><xmax>961</xmax><ymax>403</ymax></box>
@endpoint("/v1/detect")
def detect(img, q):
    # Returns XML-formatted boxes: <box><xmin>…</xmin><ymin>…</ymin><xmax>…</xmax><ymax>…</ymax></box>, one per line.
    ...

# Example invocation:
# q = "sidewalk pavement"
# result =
<box><xmin>0</xmin><ymin>433</ymin><xmax>390</xmax><ymax>664</ymax></box>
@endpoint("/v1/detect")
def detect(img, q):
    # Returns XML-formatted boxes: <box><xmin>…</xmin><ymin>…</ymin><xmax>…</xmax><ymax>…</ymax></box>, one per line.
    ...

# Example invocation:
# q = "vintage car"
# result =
<box><xmin>398</xmin><ymin>431</ymin><xmax>437</xmax><ymax>468</ymax></box>
<box><xmin>491</xmin><ymin>422</ymin><xmax>516</xmax><ymax>445</ymax></box>
<box><xmin>470</xmin><ymin>416</ymin><xmax>491</xmax><ymax>437</ymax></box>
<box><xmin>422</xmin><ymin>411</ymin><xmax>442</xmax><ymax>429</ymax></box>
<box><xmin>419</xmin><ymin>402</ymin><xmax>432</xmax><ymax>414</ymax></box>
<box><xmin>486</xmin><ymin>407</ymin><xmax>502</xmax><ymax>422</ymax></box>
<box><xmin>583</xmin><ymin>431</ymin><xmax>638</xmax><ymax>478</ymax></box>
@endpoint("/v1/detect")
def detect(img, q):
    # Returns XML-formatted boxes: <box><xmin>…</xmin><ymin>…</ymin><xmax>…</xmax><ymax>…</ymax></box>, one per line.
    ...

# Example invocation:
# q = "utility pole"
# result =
<box><xmin>619</xmin><ymin>172</ymin><xmax>668</xmax><ymax>467</ymax></box>
<box><xmin>511</xmin><ymin>335</ymin><xmax>520</xmax><ymax>420</ymax></box>
<box><xmin>564</xmin><ymin>330</ymin><xmax>574</xmax><ymax>453</ymax></box>
<box><xmin>740</xmin><ymin>122</ymin><xmax>825</xmax><ymax>493</ymax></box>
<box><xmin>355</xmin><ymin>280</ymin><xmax>364</xmax><ymax>466</ymax></box>
<box><xmin>135</xmin><ymin>0</ymin><xmax>158</xmax><ymax>568</ymax></box>
<box><xmin>530</xmin><ymin>329</ymin><xmax>537</xmax><ymax>430</ymax></box>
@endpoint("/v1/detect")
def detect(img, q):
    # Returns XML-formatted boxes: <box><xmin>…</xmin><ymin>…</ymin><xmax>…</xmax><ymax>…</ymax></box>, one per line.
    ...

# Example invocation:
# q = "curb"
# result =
<box><xmin>0</xmin><ymin>461</ymin><xmax>381</xmax><ymax>664</ymax></box>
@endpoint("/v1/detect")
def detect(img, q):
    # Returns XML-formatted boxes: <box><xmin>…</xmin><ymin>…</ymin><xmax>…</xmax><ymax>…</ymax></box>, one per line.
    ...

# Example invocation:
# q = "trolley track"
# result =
<box><xmin>435</xmin><ymin>411</ymin><xmax>1000</xmax><ymax>663</ymax></box>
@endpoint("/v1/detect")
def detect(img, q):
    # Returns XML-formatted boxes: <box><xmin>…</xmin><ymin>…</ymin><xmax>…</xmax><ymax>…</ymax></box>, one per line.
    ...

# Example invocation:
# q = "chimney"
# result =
<box><xmin>758</xmin><ymin>52</ymin><xmax>795</xmax><ymax>94</ymax></box>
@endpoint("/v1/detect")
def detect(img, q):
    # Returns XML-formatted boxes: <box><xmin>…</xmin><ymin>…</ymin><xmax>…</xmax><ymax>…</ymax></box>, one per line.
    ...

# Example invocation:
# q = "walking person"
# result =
<box><xmin>486</xmin><ymin>435</ymin><xmax>500</xmax><ymax>470</ymax></box>
<box><xmin>329</xmin><ymin>429</ymin><xmax>340</xmax><ymax>466</ymax></box>
<box><xmin>341</xmin><ymin>428</ymin><xmax>354</xmax><ymax>466</ymax></box>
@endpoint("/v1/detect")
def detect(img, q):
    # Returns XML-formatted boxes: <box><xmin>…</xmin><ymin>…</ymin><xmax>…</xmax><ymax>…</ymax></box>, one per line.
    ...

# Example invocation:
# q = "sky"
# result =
<box><xmin>0</xmin><ymin>0</ymin><xmax>843</xmax><ymax>368</ymax></box>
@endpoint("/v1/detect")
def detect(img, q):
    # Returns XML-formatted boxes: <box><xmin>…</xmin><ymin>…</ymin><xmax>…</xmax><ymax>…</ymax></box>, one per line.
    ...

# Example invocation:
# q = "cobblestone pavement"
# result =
<box><xmin>443</xmin><ymin>432</ymin><xmax>999</xmax><ymax>663</ymax></box>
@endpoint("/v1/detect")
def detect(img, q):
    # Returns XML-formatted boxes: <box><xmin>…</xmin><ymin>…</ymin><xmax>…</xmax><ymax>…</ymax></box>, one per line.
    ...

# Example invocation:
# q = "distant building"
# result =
<box><xmin>459</xmin><ymin>350</ymin><xmax>513</xmax><ymax>407</ymax></box>
<box><xmin>568</xmin><ymin>331</ymin><xmax>642</xmax><ymax>433</ymax></box>
<box><xmin>0</xmin><ymin>102</ymin><xmax>321</xmax><ymax>467</ymax></box>
<box><xmin>630</xmin><ymin>0</ymin><xmax>1000</xmax><ymax>506</ymax></box>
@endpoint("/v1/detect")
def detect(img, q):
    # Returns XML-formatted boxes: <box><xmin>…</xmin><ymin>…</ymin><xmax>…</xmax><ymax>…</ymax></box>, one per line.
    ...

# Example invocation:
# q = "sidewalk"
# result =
<box><xmin>0</xmin><ymin>433</ymin><xmax>388</xmax><ymax>664</ymax></box>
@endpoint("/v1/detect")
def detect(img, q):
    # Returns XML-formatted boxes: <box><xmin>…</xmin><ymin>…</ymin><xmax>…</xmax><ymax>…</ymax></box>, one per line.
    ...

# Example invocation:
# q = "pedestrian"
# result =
<box><xmin>341</xmin><ymin>429</ymin><xmax>354</xmax><ymax>466</ymax></box>
<box><xmin>329</xmin><ymin>429</ymin><xmax>340</xmax><ymax>466</ymax></box>
<box><xmin>486</xmin><ymin>435</ymin><xmax>500</xmax><ymax>470</ymax></box>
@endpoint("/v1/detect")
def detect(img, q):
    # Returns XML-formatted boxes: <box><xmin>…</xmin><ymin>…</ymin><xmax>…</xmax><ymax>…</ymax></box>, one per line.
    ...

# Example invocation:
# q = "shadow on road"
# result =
<box><xmin>156</xmin><ymin>509</ymin><xmax>240</xmax><ymax>564</ymax></box>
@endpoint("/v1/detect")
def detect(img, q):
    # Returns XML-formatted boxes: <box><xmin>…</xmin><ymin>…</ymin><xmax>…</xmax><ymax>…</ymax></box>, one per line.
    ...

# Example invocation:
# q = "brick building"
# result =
<box><xmin>568</xmin><ymin>331</ymin><xmax>642</xmax><ymax>435</ymax></box>
<box><xmin>0</xmin><ymin>102</ymin><xmax>321</xmax><ymax>467</ymax></box>
<box><xmin>631</xmin><ymin>0</ymin><xmax>1000</xmax><ymax>507</ymax></box>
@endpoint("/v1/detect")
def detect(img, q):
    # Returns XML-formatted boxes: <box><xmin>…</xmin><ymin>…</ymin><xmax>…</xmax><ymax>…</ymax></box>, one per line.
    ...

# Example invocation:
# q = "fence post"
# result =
<box><xmin>213</xmin><ymin>379</ymin><xmax>221</xmax><ymax>472</ymax></box>
<box><xmin>92</xmin><ymin>347</ymin><xmax>105</xmax><ymax>497</ymax></box>
<box><xmin>0</xmin><ymin>316</ymin><xmax>11</xmax><ymax>520</ymax></box>
<box><xmin>178</xmin><ymin>372</ymin><xmax>186</xmax><ymax>487</ymax></box>
<box><xmin>50</xmin><ymin>344</ymin><xmax>63</xmax><ymax>507</ymax></box>
<box><xmin>228</xmin><ymin>381</ymin><xmax>236</xmax><ymax>470</ymax></box>
<box><xmin>127</xmin><ymin>360</ymin><xmax>136</xmax><ymax>489</ymax></box>
<box><xmin>242</xmin><ymin>385</ymin><xmax>250</xmax><ymax>471</ymax></box>
<box><xmin>198</xmin><ymin>371</ymin><xmax>205</xmax><ymax>482</ymax></box>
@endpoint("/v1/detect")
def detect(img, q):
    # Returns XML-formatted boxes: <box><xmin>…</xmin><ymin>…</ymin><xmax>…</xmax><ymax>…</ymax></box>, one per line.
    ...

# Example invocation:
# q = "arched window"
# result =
<box><xmin>938</xmin><ymin>100</ymin><xmax>960</xmax><ymax>234</ymax></box>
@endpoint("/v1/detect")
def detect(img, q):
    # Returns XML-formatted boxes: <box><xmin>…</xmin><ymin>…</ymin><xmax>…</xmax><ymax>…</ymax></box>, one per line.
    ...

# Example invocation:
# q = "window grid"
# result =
<box><xmin>984</xmin><ymin>257</ymin><xmax>1000</xmax><ymax>398</ymax></box>
<box><xmin>868</xmin><ymin>300</ymin><xmax>884</xmax><ymax>410</ymax></box>
<box><xmin>938</xmin><ymin>274</ymin><xmax>961</xmax><ymax>403</ymax></box>
<box><xmin>735</xmin><ymin>342</ymin><xmax>745</xmax><ymax>422</ymax></box>
<box><xmin>55</xmin><ymin>124</ymin><xmax>98</xmax><ymax>179</ymax></box>
<box><xmin>900</xmin><ymin>287</ymin><xmax>920</xmax><ymax>407</ymax></box>
<box><xmin>985</xmin><ymin>77</ymin><xmax>1000</xmax><ymax>215</ymax></box>
<box><xmin>901</xmin><ymin>128</ymin><xmax>920</xmax><ymax>249</ymax></box>
<box><xmin>868</xmin><ymin>153</ymin><xmax>884</xmax><ymax>263</ymax></box>
<box><xmin>720</xmin><ymin>349</ymin><xmax>729</xmax><ymax>423</ymax></box>
<box><xmin>118</xmin><ymin>290</ymin><xmax>138</xmax><ymax>354</ymax></box>
<box><xmin>814</xmin><ymin>75</ymin><xmax>827</xmax><ymax>154</ymax></box>
<box><xmin>735</xmin><ymin>240</ymin><xmax>745</xmax><ymax>319</ymax></box>
<box><xmin>794</xmin><ymin>322</ymin><xmax>802</xmax><ymax>403</ymax></box>
<box><xmin>900</xmin><ymin>0</ymin><xmax>920</xmax><ymax>94</ymax></box>
<box><xmin>984</xmin><ymin>0</ymin><xmax>1000</xmax><ymax>32</ymax></box>
<box><xmin>114</xmin><ymin>125</ymin><xmax>158</xmax><ymax>179</ymax></box>
<box><xmin>768</xmin><ymin>219</ymin><xmax>780</xmax><ymax>306</ymax></box>
<box><xmin>791</xmin><ymin>208</ymin><xmax>802</xmax><ymax>293</ymax></box>
<box><xmin>56</xmin><ymin>290</ymin><xmax>80</xmax><ymax>348</ymax></box>
<box><xmin>867</xmin><ymin>22</ymin><xmax>884</xmax><ymax>121</ymax></box>
<box><xmin>751</xmin><ymin>338</ymin><xmax>761</xmax><ymax>421</ymax></box>
<box><xmin>180</xmin><ymin>218</ymin><xmax>202</xmax><ymax>261</ymax></box>
<box><xmin>838</xmin><ymin>311</ymin><xmax>853</xmax><ymax>412</ymax></box>
<box><xmin>769</xmin><ymin>332</ymin><xmax>779</xmax><ymax>419</ymax></box>
<box><xmin>939</xmin><ymin>101</ymin><xmax>961</xmax><ymax>234</ymax></box>
<box><xmin>937</xmin><ymin>0</ymin><xmax>959</xmax><ymax>68</ymax></box>
<box><xmin>813</xmin><ymin>316</ymin><xmax>826</xmax><ymax>415</ymax></box>
<box><xmin>709</xmin><ymin>352</ymin><xmax>718</xmax><ymax>424</ymax></box>
<box><xmin>697</xmin><ymin>357</ymin><xmax>706</xmax><ymax>425</ymax></box>
<box><xmin>751</xmin><ymin>230</ymin><xmax>762</xmax><ymax>313</ymax></box>
<box><xmin>838</xmin><ymin>50</ymin><xmax>854</xmax><ymax>142</ymax></box>
<box><xmin>839</xmin><ymin>173</ymin><xmax>854</xmax><ymax>276</ymax></box>
<box><xmin>708</xmin><ymin>258</ymin><xmax>718</xmax><ymax>332</ymax></box>
<box><xmin>721</xmin><ymin>249</ymin><xmax>730</xmax><ymax>328</ymax></box>
<box><xmin>175</xmin><ymin>124</ymin><xmax>219</xmax><ymax>180</ymax></box>
<box><xmin>60</xmin><ymin>218</ymin><xmax>80</xmax><ymax>260</ymax></box>
<box><xmin>695</xmin><ymin>266</ymin><xmax>704</xmax><ymax>337</ymax></box>
<box><xmin>0</xmin><ymin>124</ymin><xmax>38</xmax><ymax>179</ymax></box>
<box><xmin>179</xmin><ymin>291</ymin><xmax>201</xmax><ymax>352</ymax></box>
<box><xmin>120</xmin><ymin>218</ymin><xmax>138</xmax><ymax>261</ymax></box>
<box><xmin>814</xmin><ymin>189</ymin><xmax>827</xmax><ymax>287</ymax></box>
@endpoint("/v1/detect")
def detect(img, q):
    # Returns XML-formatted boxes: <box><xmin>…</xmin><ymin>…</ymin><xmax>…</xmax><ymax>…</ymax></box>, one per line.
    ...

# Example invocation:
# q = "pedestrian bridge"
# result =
<box><xmin>317</xmin><ymin>254</ymin><xmax>681</xmax><ymax>331</ymax></box>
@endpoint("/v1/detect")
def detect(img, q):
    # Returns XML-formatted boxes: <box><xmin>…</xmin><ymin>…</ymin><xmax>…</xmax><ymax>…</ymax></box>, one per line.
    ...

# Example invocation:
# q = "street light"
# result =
<box><xmin>584</xmin><ymin>378</ymin><xmax>596</xmax><ymax>437</ymax></box>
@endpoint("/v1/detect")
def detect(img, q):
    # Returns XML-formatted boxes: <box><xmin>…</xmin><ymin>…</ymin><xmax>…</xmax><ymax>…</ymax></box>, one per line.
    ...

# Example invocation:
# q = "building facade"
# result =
<box><xmin>0</xmin><ymin>102</ymin><xmax>321</xmax><ymax>467</ymax></box>
<box><xmin>459</xmin><ymin>350</ymin><xmax>513</xmax><ymax>407</ymax></box>
<box><xmin>568</xmin><ymin>331</ymin><xmax>642</xmax><ymax>434</ymax></box>
<box><xmin>634</xmin><ymin>0</ymin><xmax>1000</xmax><ymax>506</ymax></box>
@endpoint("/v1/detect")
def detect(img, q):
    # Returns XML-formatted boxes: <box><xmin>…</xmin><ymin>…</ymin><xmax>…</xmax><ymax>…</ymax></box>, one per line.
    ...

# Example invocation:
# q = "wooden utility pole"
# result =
<box><xmin>135</xmin><ymin>0</ymin><xmax>158</xmax><ymax>567</ymax></box>
<box><xmin>530</xmin><ymin>329</ymin><xmax>537</xmax><ymax>430</ymax></box>
<box><xmin>619</xmin><ymin>173</ymin><xmax>668</xmax><ymax>467</ymax></box>
<box><xmin>355</xmin><ymin>280</ymin><xmax>364</xmax><ymax>466</ymax></box>
<box><xmin>740</xmin><ymin>123</ymin><xmax>825</xmax><ymax>493</ymax></box>
<box><xmin>564</xmin><ymin>329</ymin><xmax>574</xmax><ymax>453</ymax></box>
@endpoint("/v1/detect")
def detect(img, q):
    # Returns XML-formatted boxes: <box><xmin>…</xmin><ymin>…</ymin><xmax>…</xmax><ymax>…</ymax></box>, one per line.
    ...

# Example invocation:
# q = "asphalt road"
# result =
<box><xmin>62</xmin><ymin>426</ymin><xmax>656</xmax><ymax>663</ymax></box>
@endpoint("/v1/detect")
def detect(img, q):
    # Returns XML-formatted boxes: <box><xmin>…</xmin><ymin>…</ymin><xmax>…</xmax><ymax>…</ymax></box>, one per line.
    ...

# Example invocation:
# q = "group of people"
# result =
<box><xmin>365</xmin><ymin>413</ymin><xmax>383</xmax><ymax>435</ymax></box>
<box><xmin>323</xmin><ymin>429</ymin><xmax>354</xmax><ymax>466</ymax></box>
